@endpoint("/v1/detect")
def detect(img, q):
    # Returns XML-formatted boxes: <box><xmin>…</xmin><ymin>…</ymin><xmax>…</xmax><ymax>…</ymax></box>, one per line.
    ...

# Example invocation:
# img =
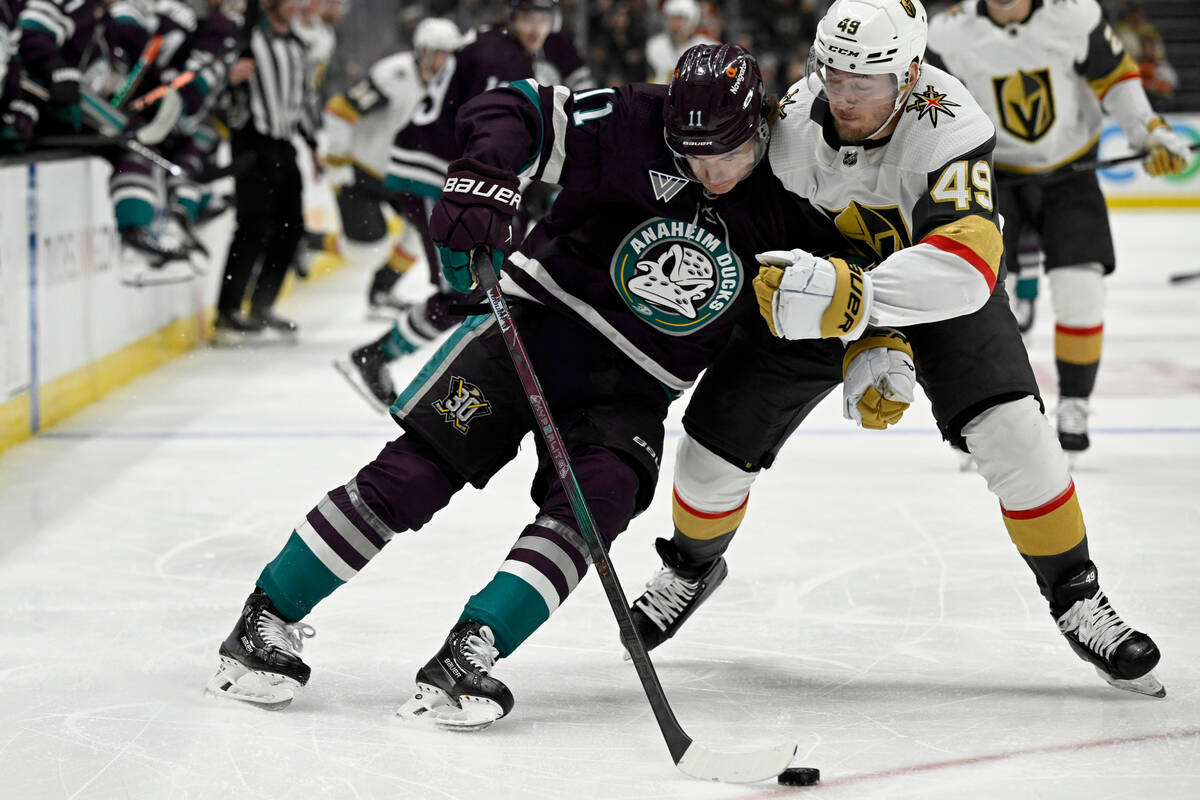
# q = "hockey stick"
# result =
<box><xmin>130</xmin><ymin>70</ymin><xmax>195</xmax><ymax>113</ymax></box>
<box><xmin>31</xmin><ymin>133</ymin><xmax>184</xmax><ymax>177</ymax></box>
<box><xmin>1067</xmin><ymin>141</ymin><xmax>1200</xmax><ymax>172</ymax></box>
<box><xmin>1004</xmin><ymin>142</ymin><xmax>1200</xmax><ymax>185</ymax></box>
<box><xmin>21</xmin><ymin>76</ymin><xmax>181</xmax><ymax>145</ymax></box>
<box><xmin>471</xmin><ymin>249</ymin><xmax>798</xmax><ymax>784</ymax></box>
<box><xmin>111</xmin><ymin>34</ymin><xmax>163</xmax><ymax>109</ymax></box>
<box><xmin>1169</xmin><ymin>270</ymin><xmax>1200</xmax><ymax>285</ymax></box>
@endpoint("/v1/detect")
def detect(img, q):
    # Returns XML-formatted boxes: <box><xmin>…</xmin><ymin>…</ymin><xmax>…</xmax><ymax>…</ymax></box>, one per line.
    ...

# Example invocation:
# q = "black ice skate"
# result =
<box><xmin>333</xmin><ymin>342</ymin><xmax>396</xmax><ymax>413</ymax></box>
<box><xmin>367</xmin><ymin>291</ymin><xmax>414</xmax><ymax>321</ymax></box>
<box><xmin>206</xmin><ymin>588</ymin><xmax>316</xmax><ymax>709</ymax></box>
<box><xmin>1051</xmin><ymin>561</ymin><xmax>1164</xmax><ymax>697</ymax></box>
<box><xmin>1057</xmin><ymin>397</ymin><xmax>1091</xmax><ymax>459</ymax></box>
<box><xmin>211</xmin><ymin>311</ymin><xmax>266</xmax><ymax>347</ymax></box>
<box><xmin>249</xmin><ymin>308</ymin><xmax>300</xmax><ymax>343</ymax></box>
<box><xmin>396</xmin><ymin>620</ymin><xmax>514</xmax><ymax>730</ymax></box>
<box><xmin>628</xmin><ymin>537</ymin><xmax>728</xmax><ymax>653</ymax></box>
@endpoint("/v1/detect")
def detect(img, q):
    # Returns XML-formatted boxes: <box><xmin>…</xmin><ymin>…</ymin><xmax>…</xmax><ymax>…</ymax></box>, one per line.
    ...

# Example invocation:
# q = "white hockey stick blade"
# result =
<box><xmin>135</xmin><ymin>88</ymin><xmax>183</xmax><ymax>145</ymax></box>
<box><xmin>675</xmin><ymin>740</ymin><xmax>798</xmax><ymax>784</ymax></box>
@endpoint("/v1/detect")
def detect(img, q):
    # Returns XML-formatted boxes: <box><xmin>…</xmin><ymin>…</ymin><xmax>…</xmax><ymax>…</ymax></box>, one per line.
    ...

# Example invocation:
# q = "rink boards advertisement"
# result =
<box><xmin>1096</xmin><ymin>113</ymin><xmax>1200</xmax><ymax>206</ymax></box>
<box><xmin>1</xmin><ymin>155</ymin><xmax>216</xmax><ymax>450</ymax></box>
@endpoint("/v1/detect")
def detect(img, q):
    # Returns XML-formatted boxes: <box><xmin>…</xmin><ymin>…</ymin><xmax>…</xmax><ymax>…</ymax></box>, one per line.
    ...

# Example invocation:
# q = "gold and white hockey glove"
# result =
<box><xmin>754</xmin><ymin>249</ymin><xmax>872</xmax><ymax>341</ymax></box>
<box><xmin>842</xmin><ymin>328</ymin><xmax>916</xmax><ymax>430</ymax></box>
<box><xmin>1143</xmin><ymin>118</ymin><xmax>1192</xmax><ymax>177</ymax></box>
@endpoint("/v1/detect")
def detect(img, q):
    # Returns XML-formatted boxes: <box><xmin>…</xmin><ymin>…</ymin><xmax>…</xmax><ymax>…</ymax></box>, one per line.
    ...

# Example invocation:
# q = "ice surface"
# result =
<box><xmin>1</xmin><ymin>212</ymin><xmax>1198</xmax><ymax>799</ymax></box>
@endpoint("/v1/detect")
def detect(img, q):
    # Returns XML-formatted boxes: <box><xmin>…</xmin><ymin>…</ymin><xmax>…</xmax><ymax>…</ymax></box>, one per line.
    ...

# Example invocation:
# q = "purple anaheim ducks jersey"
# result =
<box><xmin>17</xmin><ymin>0</ymin><xmax>99</xmax><ymax>81</ymax></box>
<box><xmin>455</xmin><ymin>81</ymin><xmax>839</xmax><ymax>392</ymax></box>
<box><xmin>388</xmin><ymin>27</ymin><xmax>593</xmax><ymax>197</ymax></box>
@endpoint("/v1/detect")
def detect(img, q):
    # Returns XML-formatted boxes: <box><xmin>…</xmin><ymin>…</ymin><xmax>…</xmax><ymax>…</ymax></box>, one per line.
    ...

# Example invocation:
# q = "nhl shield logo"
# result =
<box><xmin>992</xmin><ymin>69</ymin><xmax>1056</xmax><ymax>143</ymax></box>
<box><xmin>610</xmin><ymin>217</ymin><xmax>742</xmax><ymax>336</ymax></box>
<box><xmin>433</xmin><ymin>376</ymin><xmax>492</xmax><ymax>434</ymax></box>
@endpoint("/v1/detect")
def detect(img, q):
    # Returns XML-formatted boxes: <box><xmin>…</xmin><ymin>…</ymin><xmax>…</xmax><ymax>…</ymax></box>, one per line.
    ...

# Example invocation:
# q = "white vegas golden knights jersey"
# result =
<box><xmin>770</xmin><ymin>64</ymin><xmax>1004</xmax><ymax>328</ymax></box>
<box><xmin>325</xmin><ymin>52</ymin><xmax>452</xmax><ymax>178</ymax></box>
<box><xmin>927</xmin><ymin>0</ymin><xmax>1140</xmax><ymax>173</ymax></box>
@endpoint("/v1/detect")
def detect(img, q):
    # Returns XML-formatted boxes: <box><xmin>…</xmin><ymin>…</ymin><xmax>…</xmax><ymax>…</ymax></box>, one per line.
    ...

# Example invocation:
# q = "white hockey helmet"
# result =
<box><xmin>663</xmin><ymin>0</ymin><xmax>701</xmax><ymax>27</ymax></box>
<box><xmin>809</xmin><ymin>0</ymin><xmax>927</xmax><ymax>92</ymax></box>
<box><xmin>413</xmin><ymin>17</ymin><xmax>461</xmax><ymax>54</ymax></box>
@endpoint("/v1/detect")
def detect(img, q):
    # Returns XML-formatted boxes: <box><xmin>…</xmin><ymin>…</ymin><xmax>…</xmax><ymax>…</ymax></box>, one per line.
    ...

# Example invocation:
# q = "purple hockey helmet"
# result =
<box><xmin>664</xmin><ymin>44</ymin><xmax>768</xmax><ymax>160</ymax></box>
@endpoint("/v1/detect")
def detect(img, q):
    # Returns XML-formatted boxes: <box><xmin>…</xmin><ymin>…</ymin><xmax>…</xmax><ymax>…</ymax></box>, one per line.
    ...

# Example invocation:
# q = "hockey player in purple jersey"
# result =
<box><xmin>337</xmin><ymin>0</ymin><xmax>596</xmax><ymax>411</ymax></box>
<box><xmin>206</xmin><ymin>44</ymin><xmax>839</xmax><ymax>725</ymax></box>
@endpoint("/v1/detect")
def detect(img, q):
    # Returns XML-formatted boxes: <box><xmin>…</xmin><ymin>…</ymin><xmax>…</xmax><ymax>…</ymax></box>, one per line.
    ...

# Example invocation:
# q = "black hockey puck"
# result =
<box><xmin>777</xmin><ymin>767</ymin><xmax>820</xmax><ymax>786</ymax></box>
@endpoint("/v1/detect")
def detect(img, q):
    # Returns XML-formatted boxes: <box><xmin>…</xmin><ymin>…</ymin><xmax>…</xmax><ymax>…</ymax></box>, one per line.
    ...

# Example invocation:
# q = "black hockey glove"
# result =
<box><xmin>430</xmin><ymin>158</ymin><xmax>521</xmax><ymax>292</ymax></box>
<box><xmin>49</xmin><ymin>67</ymin><xmax>82</xmax><ymax>132</ymax></box>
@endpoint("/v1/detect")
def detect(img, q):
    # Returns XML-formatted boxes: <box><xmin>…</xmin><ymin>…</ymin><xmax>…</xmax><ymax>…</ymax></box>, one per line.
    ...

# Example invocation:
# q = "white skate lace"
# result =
<box><xmin>257</xmin><ymin>610</ymin><xmax>316</xmax><ymax>656</ymax></box>
<box><xmin>635</xmin><ymin>568</ymin><xmax>699</xmax><ymax>632</ymax></box>
<box><xmin>460</xmin><ymin>626</ymin><xmax>500</xmax><ymax>674</ymax></box>
<box><xmin>1056</xmin><ymin>591</ymin><xmax>1134</xmax><ymax>660</ymax></box>
<box><xmin>1057</xmin><ymin>397</ymin><xmax>1089</xmax><ymax>436</ymax></box>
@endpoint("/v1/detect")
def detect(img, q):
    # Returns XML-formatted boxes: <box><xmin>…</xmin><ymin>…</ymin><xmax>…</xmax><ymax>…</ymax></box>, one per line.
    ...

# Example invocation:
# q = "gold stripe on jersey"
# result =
<box><xmin>919</xmin><ymin>214</ymin><xmax>1002</xmax><ymax>288</ymax></box>
<box><xmin>1086</xmin><ymin>53</ymin><xmax>1141</xmax><ymax>100</ymax></box>
<box><xmin>995</xmin><ymin>133</ymin><xmax>1100</xmax><ymax>174</ymax></box>
<box><xmin>672</xmin><ymin>489</ymin><xmax>748</xmax><ymax>542</ymax></box>
<box><xmin>326</xmin><ymin>94</ymin><xmax>360</xmax><ymax>123</ymax></box>
<box><xmin>1055</xmin><ymin>323</ymin><xmax>1104</xmax><ymax>365</ymax></box>
<box><xmin>1002</xmin><ymin>482</ymin><xmax>1086</xmax><ymax>557</ymax></box>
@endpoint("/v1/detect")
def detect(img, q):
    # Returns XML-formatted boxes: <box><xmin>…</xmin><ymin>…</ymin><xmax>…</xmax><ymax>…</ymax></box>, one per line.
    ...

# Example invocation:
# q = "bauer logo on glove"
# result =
<box><xmin>753</xmin><ymin>248</ymin><xmax>871</xmax><ymax>341</ymax></box>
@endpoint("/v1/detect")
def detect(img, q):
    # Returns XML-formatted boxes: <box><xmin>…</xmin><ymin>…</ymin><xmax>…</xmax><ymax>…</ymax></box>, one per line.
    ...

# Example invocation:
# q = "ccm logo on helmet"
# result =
<box><xmin>828</xmin><ymin>45</ymin><xmax>860</xmax><ymax>57</ymax></box>
<box><xmin>442</xmin><ymin>177</ymin><xmax>522</xmax><ymax>208</ymax></box>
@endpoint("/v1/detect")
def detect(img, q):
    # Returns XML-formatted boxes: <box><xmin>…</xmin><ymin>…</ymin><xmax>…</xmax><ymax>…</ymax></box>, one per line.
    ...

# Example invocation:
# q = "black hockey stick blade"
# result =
<box><xmin>471</xmin><ymin>249</ymin><xmax>798</xmax><ymax>784</ymax></box>
<box><xmin>1169</xmin><ymin>270</ymin><xmax>1200</xmax><ymax>285</ymax></box>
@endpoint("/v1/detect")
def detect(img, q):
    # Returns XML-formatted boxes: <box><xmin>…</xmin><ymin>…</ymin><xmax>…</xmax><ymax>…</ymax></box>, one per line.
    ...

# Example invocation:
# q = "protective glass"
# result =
<box><xmin>667</xmin><ymin>124</ymin><xmax>769</xmax><ymax>186</ymax></box>
<box><xmin>804</xmin><ymin>50</ymin><xmax>900</xmax><ymax>106</ymax></box>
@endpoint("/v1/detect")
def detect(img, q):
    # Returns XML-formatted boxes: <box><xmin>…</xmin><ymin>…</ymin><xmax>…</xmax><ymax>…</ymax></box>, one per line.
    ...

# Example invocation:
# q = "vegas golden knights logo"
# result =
<box><xmin>898</xmin><ymin>0</ymin><xmax>917</xmax><ymax>18</ymax></box>
<box><xmin>992</xmin><ymin>69</ymin><xmax>1057</xmax><ymax>143</ymax></box>
<box><xmin>824</xmin><ymin>202</ymin><xmax>913</xmax><ymax>263</ymax></box>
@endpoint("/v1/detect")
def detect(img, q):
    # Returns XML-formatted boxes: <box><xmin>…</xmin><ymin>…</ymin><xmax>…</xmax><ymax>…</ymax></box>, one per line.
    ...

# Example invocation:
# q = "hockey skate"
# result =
<box><xmin>211</xmin><ymin>311</ymin><xmax>266</xmax><ymax>347</ymax></box>
<box><xmin>1051</xmin><ymin>561</ymin><xmax>1164</xmax><ymax>698</ymax></box>
<box><xmin>628</xmin><ymin>537</ymin><xmax>728</xmax><ymax>654</ymax></box>
<box><xmin>206</xmin><ymin>588</ymin><xmax>316</xmax><ymax>709</ymax></box>
<box><xmin>249</xmin><ymin>308</ymin><xmax>300</xmax><ymax>344</ymax></box>
<box><xmin>1013</xmin><ymin>297</ymin><xmax>1035</xmax><ymax>334</ymax></box>
<box><xmin>397</xmin><ymin>620</ymin><xmax>514</xmax><ymax>730</ymax></box>
<box><xmin>1057</xmin><ymin>397</ymin><xmax>1090</xmax><ymax>461</ymax></box>
<box><xmin>333</xmin><ymin>342</ymin><xmax>396</xmax><ymax>413</ymax></box>
<box><xmin>367</xmin><ymin>291</ymin><xmax>413</xmax><ymax>321</ymax></box>
<box><xmin>119</xmin><ymin>228</ymin><xmax>195</xmax><ymax>287</ymax></box>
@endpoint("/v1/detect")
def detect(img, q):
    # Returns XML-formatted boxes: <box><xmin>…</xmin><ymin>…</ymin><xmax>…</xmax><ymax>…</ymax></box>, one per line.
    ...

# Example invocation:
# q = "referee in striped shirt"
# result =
<box><xmin>216</xmin><ymin>0</ymin><xmax>316</xmax><ymax>342</ymax></box>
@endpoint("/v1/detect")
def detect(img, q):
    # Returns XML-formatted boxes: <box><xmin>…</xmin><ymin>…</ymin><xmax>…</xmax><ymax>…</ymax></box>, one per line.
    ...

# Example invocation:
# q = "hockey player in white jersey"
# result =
<box><xmin>312</xmin><ymin>17</ymin><xmax>461</xmax><ymax>332</ymax></box>
<box><xmin>645</xmin><ymin>0</ymin><xmax>715</xmax><ymax>85</ymax></box>
<box><xmin>926</xmin><ymin>0</ymin><xmax>1192</xmax><ymax>457</ymax></box>
<box><xmin>628</xmin><ymin>0</ymin><xmax>1165</xmax><ymax>699</ymax></box>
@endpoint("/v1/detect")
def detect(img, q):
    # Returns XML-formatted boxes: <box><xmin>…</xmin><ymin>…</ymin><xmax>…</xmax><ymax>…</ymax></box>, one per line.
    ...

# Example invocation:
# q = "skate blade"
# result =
<box><xmin>396</xmin><ymin>683</ymin><xmax>504</xmax><ymax>731</ymax></box>
<box><xmin>1096</xmin><ymin>666</ymin><xmax>1166</xmax><ymax>698</ymax></box>
<box><xmin>120</xmin><ymin>264</ymin><xmax>196</xmax><ymax>288</ymax></box>
<box><xmin>205</xmin><ymin>656</ymin><xmax>299</xmax><ymax>709</ymax></box>
<box><xmin>332</xmin><ymin>359</ymin><xmax>391</xmax><ymax>414</ymax></box>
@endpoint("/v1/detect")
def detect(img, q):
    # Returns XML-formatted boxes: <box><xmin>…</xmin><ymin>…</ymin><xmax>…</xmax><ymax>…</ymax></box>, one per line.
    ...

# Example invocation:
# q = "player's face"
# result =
<box><xmin>417</xmin><ymin>49</ymin><xmax>451</xmax><ymax>81</ymax></box>
<box><xmin>511</xmin><ymin>10</ymin><xmax>553</xmax><ymax>53</ymax></box>
<box><xmin>685</xmin><ymin>137</ymin><xmax>759</xmax><ymax>195</ymax></box>
<box><xmin>822</xmin><ymin>67</ymin><xmax>898</xmax><ymax>142</ymax></box>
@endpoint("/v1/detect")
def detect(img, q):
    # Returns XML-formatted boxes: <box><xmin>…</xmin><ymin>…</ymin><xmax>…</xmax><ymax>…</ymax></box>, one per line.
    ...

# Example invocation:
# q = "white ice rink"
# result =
<box><xmin>2</xmin><ymin>210</ymin><xmax>1198</xmax><ymax>799</ymax></box>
